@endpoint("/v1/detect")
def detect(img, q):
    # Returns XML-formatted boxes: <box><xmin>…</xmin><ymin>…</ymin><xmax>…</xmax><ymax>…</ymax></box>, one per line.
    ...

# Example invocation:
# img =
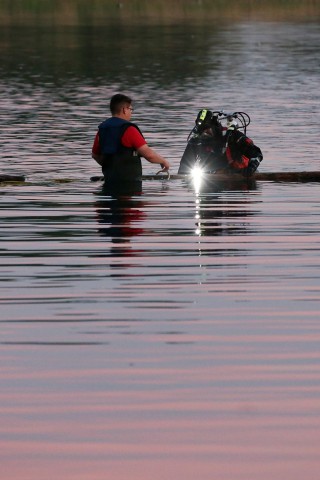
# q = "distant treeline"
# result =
<box><xmin>0</xmin><ymin>0</ymin><xmax>319</xmax><ymax>24</ymax></box>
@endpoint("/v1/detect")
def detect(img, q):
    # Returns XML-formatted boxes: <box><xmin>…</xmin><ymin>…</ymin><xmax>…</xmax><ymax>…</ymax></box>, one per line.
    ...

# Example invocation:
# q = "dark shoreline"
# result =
<box><xmin>0</xmin><ymin>0</ymin><xmax>319</xmax><ymax>25</ymax></box>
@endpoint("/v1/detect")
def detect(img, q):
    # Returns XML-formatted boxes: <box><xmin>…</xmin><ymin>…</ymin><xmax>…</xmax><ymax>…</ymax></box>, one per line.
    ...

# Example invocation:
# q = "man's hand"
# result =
<box><xmin>160</xmin><ymin>162</ymin><xmax>170</xmax><ymax>171</ymax></box>
<box><xmin>138</xmin><ymin>144</ymin><xmax>170</xmax><ymax>170</ymax></box>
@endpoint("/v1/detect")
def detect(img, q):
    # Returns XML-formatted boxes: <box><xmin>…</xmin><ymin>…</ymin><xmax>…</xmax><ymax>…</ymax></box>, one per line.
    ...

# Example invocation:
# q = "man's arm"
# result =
<box><xmin>122</xmin><ymin>126</ymin><xmax>170</xmax><ymax>171</ymax></box>
<box><xmin>137</xmin><ymin>144</ymin><xmax>170</xmax><ymax>171</ymax></box>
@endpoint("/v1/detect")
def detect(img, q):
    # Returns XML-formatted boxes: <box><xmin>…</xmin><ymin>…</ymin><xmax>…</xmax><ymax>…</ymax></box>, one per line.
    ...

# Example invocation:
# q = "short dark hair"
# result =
<box><xmin>110</xmin><ymin>94</ymin><xmax>132</xmax><ymax>114</ymax></box>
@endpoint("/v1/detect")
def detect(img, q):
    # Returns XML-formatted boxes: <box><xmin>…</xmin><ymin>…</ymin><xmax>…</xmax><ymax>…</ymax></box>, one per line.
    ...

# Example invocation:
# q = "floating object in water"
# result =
<box><xmin>0</xmin><ymin>174</ymin><xmax>25</xmax><ymax>183</ymax></box>
<box><xmin>90</xmin><ymin>171</ymin><xmax>320</xmax><ymax>183</ymax></box>
<box><xmin>3</xmin><ymin>171</ymin><xmax>320</xmax><ymax>185</ymax></box>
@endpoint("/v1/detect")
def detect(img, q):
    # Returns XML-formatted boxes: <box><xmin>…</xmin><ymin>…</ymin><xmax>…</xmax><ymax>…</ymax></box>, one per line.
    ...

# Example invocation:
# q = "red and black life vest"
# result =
<box><xmin>98</xmin><ymin>117</ymin><xmax>143</xmax><ymax>181</ymax></box>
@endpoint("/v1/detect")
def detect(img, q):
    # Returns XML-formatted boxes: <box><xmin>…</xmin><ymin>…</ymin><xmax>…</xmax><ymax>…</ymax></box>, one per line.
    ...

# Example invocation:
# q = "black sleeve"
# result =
<box><xmin>236</xmin><ymin>131</ymin><xmax>263</xmax><ymax>159</ymax></box>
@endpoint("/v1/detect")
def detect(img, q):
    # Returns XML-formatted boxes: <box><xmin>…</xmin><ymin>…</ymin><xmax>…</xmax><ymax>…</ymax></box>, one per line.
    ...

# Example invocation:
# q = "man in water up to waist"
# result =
<box><xmin>92</xmin><ymin>94</ymin><xmax>170</xmax><ymax>182</ymax></box>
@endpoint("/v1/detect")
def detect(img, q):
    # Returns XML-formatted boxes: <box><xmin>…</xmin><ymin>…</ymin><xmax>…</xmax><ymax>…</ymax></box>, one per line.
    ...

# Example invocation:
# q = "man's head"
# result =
<box><xmin>110</xmin><ymin>94</ymin><xmax>133</xmax><ymax>118</ymax></box>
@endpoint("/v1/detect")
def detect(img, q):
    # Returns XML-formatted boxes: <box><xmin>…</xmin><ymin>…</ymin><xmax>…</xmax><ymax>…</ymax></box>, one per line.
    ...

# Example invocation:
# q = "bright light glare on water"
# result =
<box><xmin>191</xmin><ymin>165</ymin><xmax>204</xmax><ymax>193</ymax></box>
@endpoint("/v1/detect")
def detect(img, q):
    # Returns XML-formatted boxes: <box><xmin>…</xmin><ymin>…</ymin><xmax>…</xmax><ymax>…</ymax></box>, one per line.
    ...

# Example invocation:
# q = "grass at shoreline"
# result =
<box><xmin>0</xmin><ymin>0</ymin><xmax>319</xmax><ymax>25</ymax></box>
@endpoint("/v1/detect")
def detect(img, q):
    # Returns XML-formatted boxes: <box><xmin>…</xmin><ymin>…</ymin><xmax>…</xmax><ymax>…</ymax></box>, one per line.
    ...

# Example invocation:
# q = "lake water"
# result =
<box><xmin>1</xmin><ymin>19</ymin><xmax>320</xmax><ymax>480</ymax></box>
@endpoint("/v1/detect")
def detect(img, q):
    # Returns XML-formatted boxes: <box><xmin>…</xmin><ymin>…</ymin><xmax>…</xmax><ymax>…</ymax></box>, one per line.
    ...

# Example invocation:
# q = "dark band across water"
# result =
<box><xmin>90</xmin><ymin>171</ymin><xmax>320</xmax><ymax>183</ymax></box>
<box><xmin>2</xmin><ymin>172</ymin><xmax>320</xmax><ymax>184</ymax></box>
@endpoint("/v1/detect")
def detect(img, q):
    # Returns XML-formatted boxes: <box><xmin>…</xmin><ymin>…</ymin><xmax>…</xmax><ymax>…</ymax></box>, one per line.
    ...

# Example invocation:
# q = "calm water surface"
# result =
<box><xmin>1</xmin><ymin>20</ymin><xmax>320</xmax><ymax>480</ymax></box>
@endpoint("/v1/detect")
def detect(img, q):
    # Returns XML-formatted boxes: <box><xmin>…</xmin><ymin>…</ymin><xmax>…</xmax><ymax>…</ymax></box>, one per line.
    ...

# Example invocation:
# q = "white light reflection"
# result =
<box><xmin>190</xmin><ymin>165</ymin><xmax>205</xmax><ymax>239</ymax></box>
<box><xmin>191</xmin><ymin>165</ymin><xmax>204</xmax><ymax>194</ymax></box>
<box><xmin>194</xmin><ymin>192</ymin><xmax>201</xmax><ymax>237</ymax></box>
<box><xmin>191</xmin><ymin>166</ymin><xmax>203</xmax><ymax>236</ymax></box>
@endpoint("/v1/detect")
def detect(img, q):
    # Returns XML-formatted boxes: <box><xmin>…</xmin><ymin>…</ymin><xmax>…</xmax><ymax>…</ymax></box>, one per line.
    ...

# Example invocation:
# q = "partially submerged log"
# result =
<box><xmin>0</xmin><ymin>174</ymin><xmax>25</xmax><ymax>182</ymax></box>
<box><xmin>91</xmin><ymin>171</ymin><xmax>320</xmax><ymax>183</ymax></box>
<box><xmin>3</xmin><ymin>172</ymin><xmax>320</xmax><ymax>185</ymax></box>
<box><xmin>140</xmin><ymin>171</ymin><xmax>320</xmax><ymax>183</ymax></box>
<box><xmin>254</xmin><ymin>171</ymin><xmax>320</xmax><ymax>182</ymax></box>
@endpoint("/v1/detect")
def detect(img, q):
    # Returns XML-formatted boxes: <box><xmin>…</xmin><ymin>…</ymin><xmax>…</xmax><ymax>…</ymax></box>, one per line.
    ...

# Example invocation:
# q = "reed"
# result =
<box><xmin>0</xmin><ymin>0</ymin><xmax>319</xmax><ymax>25</ymax></box>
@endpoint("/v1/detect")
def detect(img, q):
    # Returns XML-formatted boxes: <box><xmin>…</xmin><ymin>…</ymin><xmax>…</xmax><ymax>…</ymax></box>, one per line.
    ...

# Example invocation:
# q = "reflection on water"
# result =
<box><xmin>95</xmin><ymin>181</ymin><xmax>146</xmax><ymax>258</ymax></box>
<box><xmin>1</xmin><ymin>179</ymin><xmax>320</xmax><ymax>480</ymax></box>
<box><xmin>1</xmin><ymin>18</ymin><xmax>320</xmax><ymax>480</ymax></box>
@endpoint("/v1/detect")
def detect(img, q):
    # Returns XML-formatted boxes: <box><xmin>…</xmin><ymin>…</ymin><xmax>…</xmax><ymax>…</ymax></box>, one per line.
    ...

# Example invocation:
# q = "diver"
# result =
<box><xmin>178</xmin><ymin>109</ymin><xmax>263</xmax><ymax>177</ymax></box>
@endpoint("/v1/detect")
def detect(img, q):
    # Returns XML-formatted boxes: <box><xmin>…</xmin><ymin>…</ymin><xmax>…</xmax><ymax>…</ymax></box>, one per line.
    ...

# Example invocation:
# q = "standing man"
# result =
<box><xmin>92</xmin><ymin>94</ymin><xmax>170</xmax><ymax>182</ymax></box>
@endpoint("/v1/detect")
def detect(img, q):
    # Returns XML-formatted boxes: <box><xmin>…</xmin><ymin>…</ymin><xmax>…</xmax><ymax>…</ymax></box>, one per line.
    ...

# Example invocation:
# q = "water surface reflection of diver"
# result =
<box><xmin>194</xmin><ymin>188</ymin><xmax>257</xmax><ymax>239</ymax></box>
